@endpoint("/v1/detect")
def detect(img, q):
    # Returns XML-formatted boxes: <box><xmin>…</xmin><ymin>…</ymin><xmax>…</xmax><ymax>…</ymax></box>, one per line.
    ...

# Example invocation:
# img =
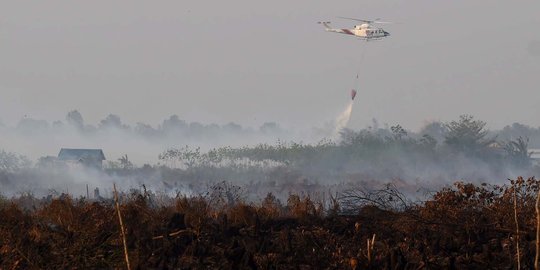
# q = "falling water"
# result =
<box><xmin>333</xmin><ymin>101</ymin><xmax>354</xmax><ymax>139</ymax></box>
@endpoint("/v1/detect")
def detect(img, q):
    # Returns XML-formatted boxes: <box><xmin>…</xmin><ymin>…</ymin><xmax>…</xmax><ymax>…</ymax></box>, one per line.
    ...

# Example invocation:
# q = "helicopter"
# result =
<box><xmin>318</xmin><ymin>17</ymin><xmax>391</xmax><ymax>41</ymax></box>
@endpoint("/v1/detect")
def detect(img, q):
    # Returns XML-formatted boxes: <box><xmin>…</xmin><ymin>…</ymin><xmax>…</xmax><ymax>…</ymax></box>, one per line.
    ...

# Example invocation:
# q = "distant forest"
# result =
<box><xmin>2</xmin><ymin>110</ymin><xmax>540</xmax><ymax>148</ymax></box>
<box><xmin>2</xmin><ymin>110</ymin><xmax>286</xmax><ymax>142</ymax></box>
<box><xmin>1</xmin><ymin>112</ymin><xmax>540</xmax><ymax>199</ymax></box>
<box><xmin>1</xmin><ymin>112</ymin><xmax>539</xmax><ymax>185</ymax></box>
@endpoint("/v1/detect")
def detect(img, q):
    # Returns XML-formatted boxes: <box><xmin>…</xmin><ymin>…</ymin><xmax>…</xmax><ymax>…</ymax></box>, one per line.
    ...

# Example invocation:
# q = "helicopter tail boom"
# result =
<box><xmin>318</xmin><ymin>22</ymin><xmax>356</xmax><ymax>36</ymax></box>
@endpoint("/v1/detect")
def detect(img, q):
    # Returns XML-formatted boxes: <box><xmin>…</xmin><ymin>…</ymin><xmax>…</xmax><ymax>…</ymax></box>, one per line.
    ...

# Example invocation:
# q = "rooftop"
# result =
<box><xmin>58</xmin><ymin>148</ymin><xmax>106</xmax><ymax>161</ymax></box>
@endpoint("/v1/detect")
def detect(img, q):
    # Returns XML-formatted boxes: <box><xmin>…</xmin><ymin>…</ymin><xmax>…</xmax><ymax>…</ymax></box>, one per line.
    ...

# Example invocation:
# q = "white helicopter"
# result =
<box><xmin>318</xmin><ymin>17</ymin><xmax>391</xmax><ymax>41</ymax></box>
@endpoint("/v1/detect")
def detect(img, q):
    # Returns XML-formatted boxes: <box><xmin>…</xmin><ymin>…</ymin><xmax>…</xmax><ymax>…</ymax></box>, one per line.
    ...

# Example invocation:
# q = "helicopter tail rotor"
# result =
<box><xmin>317</xmin><ymin>21</ymin><xmax>332</xmax><ymax>30</ymax></box>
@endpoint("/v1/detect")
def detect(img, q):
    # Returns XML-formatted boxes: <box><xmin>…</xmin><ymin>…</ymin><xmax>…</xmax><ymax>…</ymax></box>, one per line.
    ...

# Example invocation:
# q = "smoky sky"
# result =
<box><xmin>0</xmin><ymin>0</ymin><xmax>539</xmax><ymax>131</ymax></box>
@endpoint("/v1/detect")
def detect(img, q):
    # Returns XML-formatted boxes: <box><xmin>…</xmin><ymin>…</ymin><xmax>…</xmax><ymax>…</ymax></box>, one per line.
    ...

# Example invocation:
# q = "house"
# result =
<box><xmin>58</xmin><ymin>148</ymin><xmax>106</xmax><ymax>169</ymax></box>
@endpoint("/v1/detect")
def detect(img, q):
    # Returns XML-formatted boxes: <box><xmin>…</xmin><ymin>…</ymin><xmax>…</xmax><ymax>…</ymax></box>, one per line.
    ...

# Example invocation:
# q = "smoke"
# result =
<box><xmin>1</xmin><ymin>112</ymin><xmax>540</xmax><ymax>201</ymax></box>
<box><xmin>528</xmin><ymin>40</ymin><xmax>540</xmax><ymax>57</ymax></box>
<box><xmin>0</xmin><ymin>115</ymin><xmax>310</xmax><ymax>166</ymax></box>
<box><xmin>333</xmin><ymin>101</ymin><xmax>354</xmax><ymax>139</ymax></box>
<box><xmin>0</xmin><ymin>166</ymin><xmax>184</xmax><ymax>199</ymax></box>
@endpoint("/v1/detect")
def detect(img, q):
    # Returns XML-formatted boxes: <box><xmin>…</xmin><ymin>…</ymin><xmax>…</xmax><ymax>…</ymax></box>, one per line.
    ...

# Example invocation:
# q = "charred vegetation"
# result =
<box><xmin>1</xmin><ymin>178</ymin><xmax>540</xmax><ymax>269</ymax></box>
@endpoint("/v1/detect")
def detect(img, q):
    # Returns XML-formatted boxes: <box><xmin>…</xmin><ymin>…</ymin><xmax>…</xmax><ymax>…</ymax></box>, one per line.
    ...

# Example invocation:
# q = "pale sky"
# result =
<box><xmin>1</xmin><ymin>0</ymin><xmax>539</xmax><ymax>131</ymax></box>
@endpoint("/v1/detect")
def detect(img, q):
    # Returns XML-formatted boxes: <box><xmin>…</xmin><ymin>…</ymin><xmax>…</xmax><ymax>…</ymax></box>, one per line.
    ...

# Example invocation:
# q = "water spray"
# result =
<box><xmin>333</xmin><ymin>100</ymin><xmax>354</xmax><ymax>139</ymax></box>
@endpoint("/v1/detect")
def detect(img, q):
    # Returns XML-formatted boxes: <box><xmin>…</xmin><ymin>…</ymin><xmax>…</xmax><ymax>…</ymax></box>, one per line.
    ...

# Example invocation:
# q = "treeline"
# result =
<box><xmin>157</xmin><ymin>115</ymin><xmax>536</xmax><ymax>180</ymax></box>
<box><xmin>6</xmin><ymin>110</ymin><xmax>285</xmax><ymax>141</ymax></box>
<box><xmin>1</xmin><ymin>114</ymin><xmax>539</xmax><ymax>202</ymax></box>
<box><xmin>0</xmin><ymin>114</ymin><xmax>538</xmax><ymax>187</ymax></box>
<box><xmin>4</xmin><ymin>110</ymin><xmax>540</xmax><ymax>148</ymax></box>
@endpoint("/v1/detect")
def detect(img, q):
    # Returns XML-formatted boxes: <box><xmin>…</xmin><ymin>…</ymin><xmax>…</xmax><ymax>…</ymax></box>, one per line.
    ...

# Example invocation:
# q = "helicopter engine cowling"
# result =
<box><xmin>359</xmin><ymin>23</ymin><xmax>370</xmax><ymax>29</ymax></box>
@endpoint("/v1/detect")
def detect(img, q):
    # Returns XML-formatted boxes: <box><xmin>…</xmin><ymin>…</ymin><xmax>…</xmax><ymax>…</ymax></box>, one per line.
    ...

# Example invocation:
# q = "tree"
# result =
<box><xmin>498</xmin><ymin>122</ymin><xmax>540</xmax><ymax>148</ymax></box>
<box><xmin>66</xmin><ymin>110</ymin><xmax>84</xmax><ymax>130</ymax></box>
<box><xmin>158</xmin><ymin>146</ymin><xmax>201</xmax><ymax>169</ymax></box>
<box><xmin>503</xmin><ymin>137</ymin><xmax>532</xmax><ymax>168</ymax></box>
<box><xmin>36</xmin><ymin>156</ymin><xmax>57</xmax><ymax>169</ymax></box>
<box><xmin>223</xmin><ymin>122</ymin><xmax>243</xmax><ymax>134</ymax></box>
<box><xmin>99</xmin><ymin>114</ymin><xmax>128</xmax><ymax>130</ymax></box>
<box><xmin>338</xmin><ymin>128</ymin><xmax>356</xmax><ymax>145</ymax></box>
<box><xmin>0</xmin><ymin>150</ymin><xmax>31</xmax><ymax>172</ymax></box>
<box><xmin>118</xmin><ymin>154</ymin><xmax>134</xmax><ymax>170</ymax></box>
<box><xmin>161</xmin><ymin>115</ymin><xmax>187</xmax><ymax>134</ymax></box>
<box><xmin>419</xmin><ymin>134</ymin><xmax>437</xmax><ymax>150</ymax></box>
<box><xmin>135</xmin><ymin>122</ymin><xmax>158</xmax><ymax>138</ymax></box>
<box><xmin>419</xmin><ymin>121</ymin><xmax>447</xmax><ymax>144</ymax></box>
<box><xmin>390</xmin><ymin>125</ymin><xmax>407</xmax><ymax>140</ymax></box>
<box><xmin>260</xmin><ymin>122</ymin><xmax>282</xmax><ymax>134</ymax></box>
<box><xmin>444</xmin><ymin>115</ymin><xmax>494</xmax><ymax>155</ymax></box>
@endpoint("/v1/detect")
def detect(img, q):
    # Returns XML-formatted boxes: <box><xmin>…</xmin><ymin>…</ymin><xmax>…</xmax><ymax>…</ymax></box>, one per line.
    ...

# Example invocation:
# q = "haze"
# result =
<box><xmin>0</xmin><ymin>0</ymin><xmax>539</xmax><ymax>131</ymax></box>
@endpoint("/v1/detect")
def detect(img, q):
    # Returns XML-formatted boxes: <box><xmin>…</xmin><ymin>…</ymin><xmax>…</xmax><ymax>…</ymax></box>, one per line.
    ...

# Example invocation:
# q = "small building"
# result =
<box><xmin>58</xmin><ymin>148</ymin><xmax>106</xmax><ymax>169</ymax></box>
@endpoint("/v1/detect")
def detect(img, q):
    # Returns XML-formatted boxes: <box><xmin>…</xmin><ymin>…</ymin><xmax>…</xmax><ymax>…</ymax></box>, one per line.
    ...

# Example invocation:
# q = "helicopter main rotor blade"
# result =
<box><xmin>338</xmin><ymin>17</ymin><xmax>395</xmax><ymax>24</ymax></box>
<box><xmin>372</xmin><ymin>18</ymin><xmax>398</xmax><ymax>24</ymax></box>
<box><xmin>373</xmin><ymin>20</ymin><xmax>393</xmax><ymax>24</ymax></box>
<box><xmin>337</xmin><ymin>16</ymin><xmax>372</xmax><ymax>23</ymax></box>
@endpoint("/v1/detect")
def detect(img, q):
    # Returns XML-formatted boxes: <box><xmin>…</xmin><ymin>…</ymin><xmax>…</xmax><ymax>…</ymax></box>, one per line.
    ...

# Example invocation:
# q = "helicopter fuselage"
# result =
<box><xmin>319</xmin><ymin>22</ymin><xmax>390</xmax><ymax>40</ymax></box>
<box><xmin>349</xmin><ymin>25</ymin><xmax>389</xmax><ymax>39</ymax></box>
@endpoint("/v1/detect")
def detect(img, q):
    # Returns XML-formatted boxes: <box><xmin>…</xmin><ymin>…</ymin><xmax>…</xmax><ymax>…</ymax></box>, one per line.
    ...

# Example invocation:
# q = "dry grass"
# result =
<box><xmin>1</xmin><ymin>178</ymin><xmax>540</xmax><ymax>269</ymax></box>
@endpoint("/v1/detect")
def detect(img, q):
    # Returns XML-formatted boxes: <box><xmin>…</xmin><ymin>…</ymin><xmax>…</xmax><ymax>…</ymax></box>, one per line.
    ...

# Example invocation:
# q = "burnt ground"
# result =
<box><xmin>1</xmin><ymin>177</ymin><xmax>539</xmax><ymax>269</ymax></box>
